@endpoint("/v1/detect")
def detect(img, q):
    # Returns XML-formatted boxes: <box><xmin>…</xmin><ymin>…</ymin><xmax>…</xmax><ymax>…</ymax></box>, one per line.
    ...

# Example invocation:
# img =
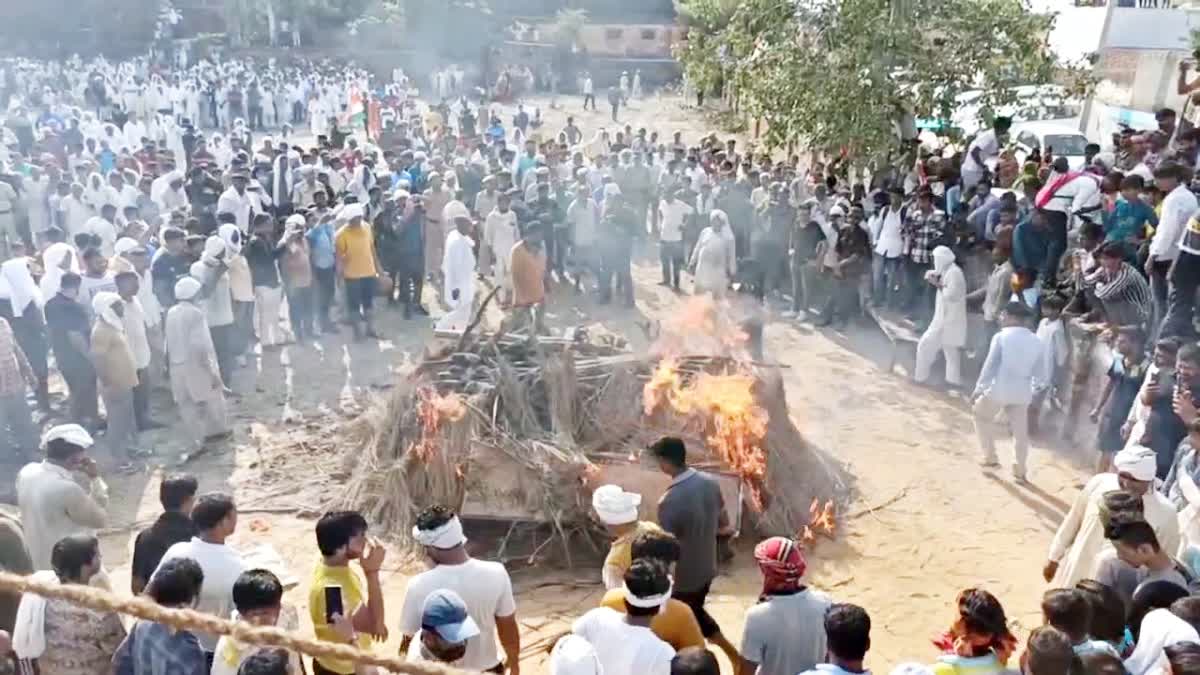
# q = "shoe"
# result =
<box><xmin>795</xmin><ymin>310</ymin><xmax>808</xmax><ymax>321</ymax></box>
<box><xmin>1012</xmin><ymin>467</ymin><xmax>1029</xmax><ymax>484</ymax></box>
<box><xmin>781</xmin><ymin>310</ymin><xmax>796</xmax><ymax>318</ymax></box>
<box><xmin>979</xmin><ymin>459</ymin><xmax>1001</xmax><ymax>470</ymax></box>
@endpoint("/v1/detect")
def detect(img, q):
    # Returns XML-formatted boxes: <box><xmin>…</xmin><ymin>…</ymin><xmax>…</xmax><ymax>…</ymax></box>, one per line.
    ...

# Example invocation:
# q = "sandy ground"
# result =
<box><xmin>18</xmin><ymin>95</ymin><xmax>1098</xmax><ymax>673</ymax></box>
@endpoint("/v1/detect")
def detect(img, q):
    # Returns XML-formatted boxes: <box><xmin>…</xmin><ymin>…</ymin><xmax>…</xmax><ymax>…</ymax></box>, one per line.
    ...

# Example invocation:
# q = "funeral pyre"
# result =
<box><xmin>338</xmin><ymin>296</ymin><xmax>848</xmax><ymax>556</ymax></box>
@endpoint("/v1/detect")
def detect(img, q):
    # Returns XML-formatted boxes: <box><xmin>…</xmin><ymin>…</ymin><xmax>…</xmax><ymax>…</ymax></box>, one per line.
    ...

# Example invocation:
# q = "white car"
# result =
<box><xmin>1011</xmin><ymin>122</ymin><xmax>1092</xmax><ymax>171</ymax></box>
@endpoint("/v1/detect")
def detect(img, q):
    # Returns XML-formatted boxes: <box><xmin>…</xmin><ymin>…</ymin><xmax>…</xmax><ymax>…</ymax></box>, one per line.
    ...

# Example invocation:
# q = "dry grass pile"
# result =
<box><xmin>337</xmin><ymin>300</ymin><xmax>849</xmax><ymax>552</ymax></box>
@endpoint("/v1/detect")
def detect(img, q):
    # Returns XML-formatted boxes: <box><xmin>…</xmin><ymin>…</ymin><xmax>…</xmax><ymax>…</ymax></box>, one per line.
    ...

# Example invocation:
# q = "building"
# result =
<box><xmin>1081</xmin><ymin>4</ymin><xmax>1200</xmax><ymax>141</ymax></box>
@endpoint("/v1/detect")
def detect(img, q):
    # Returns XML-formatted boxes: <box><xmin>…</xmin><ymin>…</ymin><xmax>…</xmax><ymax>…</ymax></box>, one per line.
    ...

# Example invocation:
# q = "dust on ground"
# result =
<box><xmin>83</xmin><ymin>95</ymin><xmax>1088</xmax><ymax>673</ymax></box>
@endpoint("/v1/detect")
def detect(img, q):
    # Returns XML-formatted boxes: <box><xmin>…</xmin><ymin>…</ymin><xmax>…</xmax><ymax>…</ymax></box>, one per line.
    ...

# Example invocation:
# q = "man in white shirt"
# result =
<box><xmin>84</xmin><ymin>204</ymin><xmax>119</xmax><ymax>257</ymax></box>
<box><xmin>16</xmin><ymin>424</ymin><xmax>108</xmax><ymax>571</ymax></box>
<box><xmin>114</xmin><ymin>270</ymin><xmax>160</xmax><ymax>431</ymax></box>
<box><xmin>1152</xmin><ymin>161</ymin><xmax>1200</xmax><ymax>339</ymax></box>
<box><xmin>1036</xmin><ymin>157</ymin><xmax>1101</xmax><ymax>285</ymax></box>
<box><xmin>961</xmin><ymin>117</ymin><xmax>1010</xmax><ymax>192</ymax></box>
<box><xmin>485</xmin><ymin>192</ymin><xmax>520</xmax><ymax>305</ymax></box>
<box><xmin>152</xmin><ymin>492</ymin><xmax>246</xmax><ymax>654</ymax></box>
<box><xmin>59</xmin><ymin>183</ymin><xmax>92</xmax><ymax>239</ymax></box>
<box><xmin>972</xmin><ymin>301</ymin><xmax>1045</xmax><ymax>482</ymax></box>
<box><xmin>658</xmin><ymin>189</ymin><xmax>694</xmax><ymax>290</ymax></box>
<box><xmin>215</xmin><ymin>171</ymin><xmax>256</xmax><ymax>230</ymax></box>
<box><xmin>572</xmin><ymin>559</ymin><xmax>676</xmax><ymax>675</ymax></box>
<box><xmin>870</xmin><ymin>187</ymin><xmax>906</xmax><ymax>307</ymax></box>
<box><xmin>399</xmin><ymin>507</ymin><xmax>520</xmax><ymax>673</ymax></box>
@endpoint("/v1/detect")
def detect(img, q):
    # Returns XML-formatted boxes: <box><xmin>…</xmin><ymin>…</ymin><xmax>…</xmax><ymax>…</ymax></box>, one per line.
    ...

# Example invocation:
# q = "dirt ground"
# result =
<box><xmin>57</xmin><ymin>95</ymin><xmax>1093</xmax><ymax>673</ymax></box>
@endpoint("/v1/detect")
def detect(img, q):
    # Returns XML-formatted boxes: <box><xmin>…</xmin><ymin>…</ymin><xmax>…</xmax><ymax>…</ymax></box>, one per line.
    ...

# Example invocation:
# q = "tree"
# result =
<box><xmin>675</xmin><ymin>0</ymin><xmax>1091</xmax><ymax>160</ymax></box>
<box><xmin>546</xmin><ymin>8</ymin><xmax>588</xmax><ymax>48</ymax></box>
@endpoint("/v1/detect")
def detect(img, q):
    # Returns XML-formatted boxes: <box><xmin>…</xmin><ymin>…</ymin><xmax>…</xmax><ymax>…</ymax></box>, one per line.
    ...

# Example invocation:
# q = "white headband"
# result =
<box><xmin>623</xmin><ymin>582</ymin><xmax>672</xmax><ymax>608</ymax></box>
<box><xmin>412</xmin><ymin>516</ymin><xmax>467</xmax><ymax>549</ymax></box>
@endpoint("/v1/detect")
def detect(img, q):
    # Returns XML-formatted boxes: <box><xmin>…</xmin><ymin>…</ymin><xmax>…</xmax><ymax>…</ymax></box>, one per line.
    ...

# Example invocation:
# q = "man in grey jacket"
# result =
<box><xmin>650</xmin><ymin>436</ymin><xmax>738</xmax><ymax>665</ymax></box>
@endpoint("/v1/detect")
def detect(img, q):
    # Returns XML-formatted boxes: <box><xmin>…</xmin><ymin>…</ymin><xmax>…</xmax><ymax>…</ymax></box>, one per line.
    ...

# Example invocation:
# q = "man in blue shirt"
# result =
<box><xmin>1102</xmin><ymin>174</ymin><xmax>1157</xmax><ymax>244</ymax></box>
<box><xmin>973</xmin><ymin>301</ymin><xmax>1045</xmax><ymax>483</ymax></box>
<box><xmin>305</xmin><ymin>199</ymin><xmax>338</xmax><ymax>333</ymax></box>
<box><xmin>1011</xmin><ymin>208</ymin><xmax>1050</xmax><ymax>282</ymax></box>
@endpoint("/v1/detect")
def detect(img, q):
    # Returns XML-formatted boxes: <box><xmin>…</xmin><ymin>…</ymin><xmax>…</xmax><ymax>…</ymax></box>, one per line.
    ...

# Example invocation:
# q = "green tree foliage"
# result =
<box><xmin>675</xmin><ymin>0</ymin><xmax>1090</xmax><ymax>158</ymax></box>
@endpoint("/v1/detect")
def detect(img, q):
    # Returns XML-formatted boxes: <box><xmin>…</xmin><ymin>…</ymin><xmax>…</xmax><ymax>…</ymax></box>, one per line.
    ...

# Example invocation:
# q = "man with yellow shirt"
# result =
<box><xmin>308</xmin><ymin>510</ymin><xmax>387</xmax><ymax>675</ymax></box>
<box><xmin>334</xmin><ymin>204</ymin><xmax>382</xmax><ymax>340</ymax></box>
<box><xmin>591</xmin><ymin>484</ymin><xmax>662</xmax><ymax>589</ymax></box>
<box><xmin>598</xmin><ymin>527</ymin><xmax>705</xmax><ymax>651</ymax></box>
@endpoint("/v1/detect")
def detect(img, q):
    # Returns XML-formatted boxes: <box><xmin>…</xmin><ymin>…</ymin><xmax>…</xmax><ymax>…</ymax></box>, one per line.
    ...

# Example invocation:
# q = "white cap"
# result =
<box><xmin>42</xmin><ymin>424</ymin><xmax>94</xmax><ymax>449</ymax></box>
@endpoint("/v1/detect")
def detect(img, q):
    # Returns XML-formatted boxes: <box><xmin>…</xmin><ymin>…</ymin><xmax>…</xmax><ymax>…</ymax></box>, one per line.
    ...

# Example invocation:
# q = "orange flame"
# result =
<box><xmin>650</xmin><ymin>296</ymin><xmax>750</xmax><ymax>360</ymax></box>
<box><xmin>413</xmin><ymin>388</ymin><xmax>467</xmax><ymax>460</ymax></box>
<box><xmin>643</xmin><ymin>358</ymin><xmax>769</xmax><ymax>508</ymax></box>
<box><xmin>800</xmin><ymin>498</ymin><xmax>837</xmax><ymax>546</ymax></box>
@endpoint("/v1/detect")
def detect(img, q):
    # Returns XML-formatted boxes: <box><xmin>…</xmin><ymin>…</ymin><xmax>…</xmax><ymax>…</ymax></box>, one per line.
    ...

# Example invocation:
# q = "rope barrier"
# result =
<box><xmin>0</xmin><ymin>571</ymin><xmax>476</xmax><ymax>675</ymax></box>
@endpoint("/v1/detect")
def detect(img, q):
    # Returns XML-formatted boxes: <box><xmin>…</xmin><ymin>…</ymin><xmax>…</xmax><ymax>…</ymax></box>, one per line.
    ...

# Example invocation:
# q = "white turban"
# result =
<box><xmin>92</xmin><ymin>292</ymin><xmax>124</xmax><ymax>330</ymax></box>
<box><xmin>591</xmin><ymin>484</ymin><xmax>641</xmax><ymax>526</ymax></box>
<box><xmin>114</xmin><ymin>237</ymin><xmax>140</xmax><ymax>256</ymax></box>
<box><xmin>42</xmin><ymin>423</ymin><xmax>94</xmax><ymax>449</ymax></box>
<box><xmin>285</xmin><ymin>214</ymin><xmax>306</xmax><ymax>228</ymax></box>
<box><xmin>0</xmin><ymin>258</ymin><xmax>43</xmax><ymax>318</ymax></box>
<box><xmin>932</xmin><ymin>245</ymin><xmax>955</xmax><ymax>275</ymax></box>
<box><xmin>339</xmin><ymin>203</ymin><xmax>365</xmax><ymax>222</ymax></box>
<box><xmin>444</xmin><ymin>200</ymin><xmax>470</xmax><ymax>222</ymax></box>
<box><xmin>827</xmin><ymin>205</ymin><xmax>846</xmax><ymax>218</ymax></box>
<box><xmin>174</xmin><ymin>277</ymin><xmax>202</xmax><ymax>301</ymax></box>
<box><xmin>218</xmin><ymin>223</ymin><xmax>243</xmax><ymax>257</ymax></box>
<box><xmin>549</xmin><ymin>635</ymin><xmax>604</xmax><ymax>675</ymax></box>
<box><xmin>202</xmin><ymin>236</ymin><xmax>227</xmax><ymax>263</ymax></box>
<box><xmin>412</xmin><ymin>515</ymin><xmax>467</xmax><ymax>549</ymax></box>
<box><xmin>1114</xmin><ymin>445</ymin><xmax>1158</xmax><ymax>482</ymax></box>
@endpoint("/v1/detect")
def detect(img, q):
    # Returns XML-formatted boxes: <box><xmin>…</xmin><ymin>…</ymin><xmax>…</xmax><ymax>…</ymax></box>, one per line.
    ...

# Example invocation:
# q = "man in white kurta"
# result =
<box><xmin>436</xmin><ymin>204</ymin><xmax>477</xmax><ymax>331</ymax></box>
<box><xmin>15</xmin><ymin>424</ymin><xmax>108</xmax><ymax>570</ymax></box>
<box><xmin>690</xmin><ymin>209</ymin><xmax>735</xmax><ymax>298</ymax></box>
<box><xmin>1046</xmin><ymin>445</ymin><xmax>1180</xmax><ymax>588</ymax></box>
<box><xmin>484</xmin><ymin>194</ymin><xmax>519</xmax><ymax>303</ymax></box>
<box><xmin>915</xmin><ymin>245</ymin><xmax>967</xmax><ymax>387</ymax></box>
<box><xmin>166</xmin><ymin>275</ymin><xmax>229</xmax><ymax>450</ymax></box>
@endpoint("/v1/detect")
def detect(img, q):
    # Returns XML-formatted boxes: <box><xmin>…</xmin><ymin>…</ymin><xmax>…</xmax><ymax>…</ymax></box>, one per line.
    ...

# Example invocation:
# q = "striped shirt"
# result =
<box><xmin>1086</xmin><ymin>262</ymin><xmax>1152</xmax><ymax>326</ymax></box>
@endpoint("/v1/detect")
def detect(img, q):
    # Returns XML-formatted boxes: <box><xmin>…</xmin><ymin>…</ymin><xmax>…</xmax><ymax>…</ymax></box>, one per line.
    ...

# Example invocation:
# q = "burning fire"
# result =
<box><xmin>651</xmin><ymin>296</ymin><xmax>750</xmax><ymax>360</ymax></box>
<box><xmin>413</xmin><ymin>388</ymin><xmax>467</xmax><ymax>460</ymax></box>
<box><xmin>800</xmin><ymin>498</ymin><xmax>837</xmax><ymax>546</ymax></box>
<box><xmin>643</xmin><ymin>358</ymin><xmax>769</xmax><ymax>507</ymax></box>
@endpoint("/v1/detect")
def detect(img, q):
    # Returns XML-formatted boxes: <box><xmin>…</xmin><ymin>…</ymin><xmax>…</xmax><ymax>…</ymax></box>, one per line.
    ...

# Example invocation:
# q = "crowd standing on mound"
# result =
<box><xmin>9</xmin><ymin>48</ymin><xmax>1200</xmax><ymax>675</ymax></box>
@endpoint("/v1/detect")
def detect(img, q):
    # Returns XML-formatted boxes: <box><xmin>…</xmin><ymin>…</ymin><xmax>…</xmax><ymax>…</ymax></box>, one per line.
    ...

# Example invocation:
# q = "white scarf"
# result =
<box><xmin>412</xmin><ymin>516</ymin><xmax>467</xmax><ymax>549</ymax></box>
<box><xmin>12</xmin><ymin>571</ymin><xmax>61</xmax><ymax>660</ymax></box>
<box><xmin>0</xmin><ymin>258</ymin><xmax>43</xmax><ymax>317</ymax></box>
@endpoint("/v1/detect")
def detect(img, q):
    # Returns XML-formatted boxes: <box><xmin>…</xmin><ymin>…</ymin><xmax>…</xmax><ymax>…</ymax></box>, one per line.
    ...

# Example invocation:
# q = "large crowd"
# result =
<box><xmin>4</xmin><ymin>47</ymin><xmax>1200</xmax><ymax>675</ymax></box>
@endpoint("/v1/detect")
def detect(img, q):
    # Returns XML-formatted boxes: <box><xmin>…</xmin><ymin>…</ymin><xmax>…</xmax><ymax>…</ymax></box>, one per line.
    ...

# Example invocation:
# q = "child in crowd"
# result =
<box><xmin>1090</xmin><ymin>327</ymin><xmax>1149</xmax><ymax>473</ymax></box>
<box><xmin>1031</xmin><ymin>294</ymin><xmax>1070</xmax><ymax>437</ymax></box>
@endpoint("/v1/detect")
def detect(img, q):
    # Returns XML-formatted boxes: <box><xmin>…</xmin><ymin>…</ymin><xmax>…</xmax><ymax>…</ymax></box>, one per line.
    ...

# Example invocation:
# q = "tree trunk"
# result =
<box><xmin>267</xmin><ymin>0</ymin><xmax>277</xmax><ymax>46</ymax></box>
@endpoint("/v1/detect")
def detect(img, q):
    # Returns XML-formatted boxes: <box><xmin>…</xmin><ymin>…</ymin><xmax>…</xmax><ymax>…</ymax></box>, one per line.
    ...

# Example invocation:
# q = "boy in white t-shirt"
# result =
<box><xmin>572</xmin><ymin>559</ymin><xmax>676</xmax><ymax>675</ymax></box>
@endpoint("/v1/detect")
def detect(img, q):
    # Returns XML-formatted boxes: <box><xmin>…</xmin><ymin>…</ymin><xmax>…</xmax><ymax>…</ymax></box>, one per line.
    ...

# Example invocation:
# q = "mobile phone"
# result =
<box><xmin>324</xmin><ymin>585</ymin><xmax>344</xmax><ymax>623</ymax></box>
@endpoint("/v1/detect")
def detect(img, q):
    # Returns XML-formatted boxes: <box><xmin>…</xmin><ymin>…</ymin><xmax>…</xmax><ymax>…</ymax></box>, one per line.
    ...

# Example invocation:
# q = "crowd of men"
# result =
<box><xmin>7</xmin><ymin>41</ymin><xmax>1200</xmax><ymax>675</ymax></box>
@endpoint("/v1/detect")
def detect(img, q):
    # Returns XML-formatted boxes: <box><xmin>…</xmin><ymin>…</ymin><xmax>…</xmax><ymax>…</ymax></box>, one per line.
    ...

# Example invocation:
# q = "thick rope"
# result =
<box><xmin>0</xmin><ymin>571</ymin><xmax>474</xmax><ymax>675</ymax></box>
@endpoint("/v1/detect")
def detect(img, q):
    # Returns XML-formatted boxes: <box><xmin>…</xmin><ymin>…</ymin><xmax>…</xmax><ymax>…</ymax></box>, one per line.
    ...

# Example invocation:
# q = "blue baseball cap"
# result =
<box><xmin>421</xmin><ymin>589</ymin><xmax>480</xmax><ymax>643</ymax></box>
